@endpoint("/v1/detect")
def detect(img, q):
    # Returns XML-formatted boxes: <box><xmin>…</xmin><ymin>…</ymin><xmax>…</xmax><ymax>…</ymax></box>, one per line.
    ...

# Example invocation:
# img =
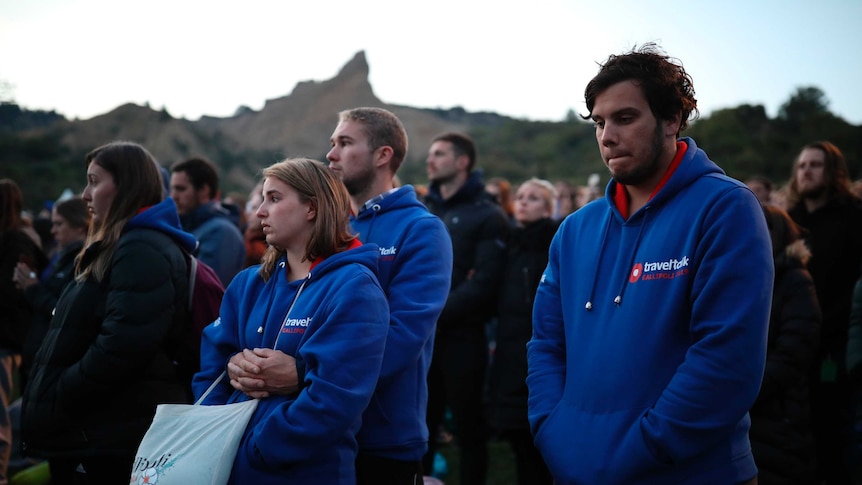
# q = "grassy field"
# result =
<box><xmin>435</xmin><ymin>438</ymin><xmax>518</xmax><ymax>485</ymax></box>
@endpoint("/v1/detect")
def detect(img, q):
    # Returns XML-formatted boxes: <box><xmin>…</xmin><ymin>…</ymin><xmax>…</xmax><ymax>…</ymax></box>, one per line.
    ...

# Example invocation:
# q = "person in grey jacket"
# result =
<box><xmin>170</xmin><ymin>156</ymin><xmax>245</xmax><ymax>286</ymax></box>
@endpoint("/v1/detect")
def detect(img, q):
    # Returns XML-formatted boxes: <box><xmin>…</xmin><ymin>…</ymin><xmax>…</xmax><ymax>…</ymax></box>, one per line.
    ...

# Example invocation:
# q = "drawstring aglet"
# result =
<box><xmin>613</xmin><ymin>296</ymin><xmax>622</xmax><ymax>305</ymax></box>
<box><xmin>585</xmin><ymin>301</ymin><xmax>593</xmax><ymax>311</ymax></box>
<box><xmin>257</xmin><ymin>326</ymin><xmax>263</xmax><ymax>334</ymax></box>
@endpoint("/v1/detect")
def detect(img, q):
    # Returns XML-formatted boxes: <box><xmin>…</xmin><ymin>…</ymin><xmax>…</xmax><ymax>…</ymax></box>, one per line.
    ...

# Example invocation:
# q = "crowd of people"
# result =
<box><xmin>2</xmin><ymin>43</ymin><xmax>861</xmax><ymax>485</ymax></box>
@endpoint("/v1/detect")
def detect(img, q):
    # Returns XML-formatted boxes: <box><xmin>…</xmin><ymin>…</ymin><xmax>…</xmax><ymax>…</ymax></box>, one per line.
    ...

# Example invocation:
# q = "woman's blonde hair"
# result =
<box><xmin>258</xmin><ymin>158</ymin><xmax>356</xmax><ymax>281</ymax></box>
<box><xmin>518</xmin><ymin>177</ymin><xmax>558</xmax><ymax>215</ymax></box>
<box><xmin>76</xmin><ymin>141</ymin><xmax>164</xmax><ymax>282</ymax></box>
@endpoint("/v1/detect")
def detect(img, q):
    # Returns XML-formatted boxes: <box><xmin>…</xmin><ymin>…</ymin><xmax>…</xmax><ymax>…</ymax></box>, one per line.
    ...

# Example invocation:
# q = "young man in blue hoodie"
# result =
<box><xmin>526</xmin><ymin>44</ymin><xmax>774</xmax><ymax>484</ymax></box>
<box><xmin>227</xmin><ymin>107</ymin><xmax>453</xmax><ymax>485</ymax></box>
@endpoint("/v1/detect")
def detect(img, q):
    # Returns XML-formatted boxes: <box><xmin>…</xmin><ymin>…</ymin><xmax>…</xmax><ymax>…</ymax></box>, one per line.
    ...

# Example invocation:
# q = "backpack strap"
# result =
<box><xmin>187</xmin><ymin>253</ymin><xmax>198</xmax><ymax>313</ymax></box>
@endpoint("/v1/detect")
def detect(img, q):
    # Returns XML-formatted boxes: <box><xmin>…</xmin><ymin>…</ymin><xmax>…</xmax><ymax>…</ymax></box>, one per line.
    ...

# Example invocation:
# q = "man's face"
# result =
<box><xmin>591</xmin><ymin>80</ymin><xmax>669</xmax><ymax>187</ymax></box>
<box><xmin>426</xmin><ymin>140</ymin><xmax>460</xmax><ymax>184</ymax></box>
<box><xmin>170</xmin><ymin>171</ymin><xmax>206</xmax><ymax>215</ymax></box>
<box><xmin>795</xmin><ymin>147</ymin><xmax>827</xmax><ymax>199</ymax></box>
<box><xmin>326</xmin><ymin>120</ymin><xmax>377</xmax><ymax>197</ymax></box>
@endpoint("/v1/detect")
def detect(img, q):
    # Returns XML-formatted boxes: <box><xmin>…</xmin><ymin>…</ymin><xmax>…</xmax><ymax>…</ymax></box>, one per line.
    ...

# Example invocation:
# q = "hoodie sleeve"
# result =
<box><xmin>637</xmin><ymin>187</ymin><xmax>772</xmax><ymax>465</ymax></box>
<box><xmin>526</xmin><ymin>228</ymin><xmax>567</xmax><ymax>436</ymax></box>
<box><xmin>377</xmin><ymin>215</ymin><xmax>452</xmax><ymax>382</ymax></box>
<box><xmin>245</xmin><ymin>269</ymin><xmax>389</xmax><ymax>467</ymax></box>
<box><xmin>193</xmin><ymin>268</ymin><xmax>250</xmax><ymax>404</ymax></box>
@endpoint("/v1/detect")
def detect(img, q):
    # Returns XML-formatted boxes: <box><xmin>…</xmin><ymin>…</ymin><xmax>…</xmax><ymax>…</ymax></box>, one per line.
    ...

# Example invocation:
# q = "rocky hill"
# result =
<box><xmin>48</xmin><ymin>51</ymin><xmax>511</xmax><ymax>193</ymax></box>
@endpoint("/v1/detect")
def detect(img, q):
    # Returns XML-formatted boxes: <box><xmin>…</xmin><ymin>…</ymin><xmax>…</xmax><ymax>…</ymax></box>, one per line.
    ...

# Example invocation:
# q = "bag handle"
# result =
<box><xmin>195</xmin><ymin>370</ymin><xmax>227</xmax><ymax>406</ymax></box>
<box><xmin>196</xmin><ymin>273</ymin><xmax>310</xmax><ymax>407</ymax></box>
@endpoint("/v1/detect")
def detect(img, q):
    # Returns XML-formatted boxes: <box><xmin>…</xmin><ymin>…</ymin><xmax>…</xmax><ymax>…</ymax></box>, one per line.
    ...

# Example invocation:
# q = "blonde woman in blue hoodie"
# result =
<box><xmin>193</xmin><ymin>158</ymin><xmax>389</xmax><ymax>484</ymax></box>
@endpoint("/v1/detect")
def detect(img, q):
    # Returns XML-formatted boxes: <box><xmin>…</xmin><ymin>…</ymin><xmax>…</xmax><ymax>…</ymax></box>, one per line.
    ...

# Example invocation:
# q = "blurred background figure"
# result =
<box><xmin>575</xmin><ymin>173</ymin><xmax>603</xmax><ymax>210</ymax></box>
<box><xmin>15</xmin><ymin>196</ymin><xmax>91</xmax><ymax>390</ymax></box>
<box><xmin>242</xmin><ymin>179</ymin><xmax>266</xmax><ymax>268</ymax></box>
<box><xmin>486</xmin><ymin>176</ymin><xmax>515</xmax><ymax>224</ymax></box>
<box><xmin>749</xmin><ymin>204</ymin><xmax>820</xmax><ymax>484</ymax></box>
<box><xmin>2</xmin><ymin>178</ymin><xmax>48</xmax><ymax>485</ymax></box>
<box><xmin>786</xmin><ymin>141</ymin><xmax>862</xmax><ymax>485</ymax></box>
<box><xmin>9</xmin><ymin>196</ymin><xmax>90</xmax><ymax>482</ymax></box>
<box><xmin>170</xmin><ymin>156</ymin><xmax>245</xmax><ymax>286</ymax></box>
<box><xmin>488</xmin><ymin>177</ymin><xmax>556</xmax><ymax>485</ymax></box>
<box><xmin>746</xmin><ymin>175</ymin><xmax>775</xmax><ymax>206</ymax></box>
<box><xmin>552</xmin><ymin>180</ymin><xmax>576</xmax><ymax>220</ymax></box>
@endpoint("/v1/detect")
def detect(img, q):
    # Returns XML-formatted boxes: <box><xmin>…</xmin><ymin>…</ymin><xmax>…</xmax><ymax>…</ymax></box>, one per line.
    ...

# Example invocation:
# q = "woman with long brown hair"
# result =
<box><xmin>21</xmin><ymin>141</ymin><xmax>198</xmax><ymax>483</ymax></box>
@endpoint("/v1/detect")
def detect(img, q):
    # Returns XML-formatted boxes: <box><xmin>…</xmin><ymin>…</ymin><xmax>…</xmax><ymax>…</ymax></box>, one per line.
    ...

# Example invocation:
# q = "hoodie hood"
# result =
<box><xmin>604</xmin><ymin>138</ymin><xmax>725</xmax><ymax>220</ymax></box>
<box><xmin>584</xmin><ymin>138</ymin><xmax>733</xmax><ymax>309</ymax></box>
<box><xmin>303</xmin><ymin>241</ymin><xmax>379</xmax><ymax>283</ymax></box>
<box><xmin>180</xmin><ymin>201</ymin><xmax>241</xmax><ymax>232</ymax></box>
<box><xmin>125</xmin><ymin>197</ymin><xmax>197</xmax><ymax>253</ymax></box>
<box><xmin>351</xmin><ymin>185</ymin><xmax>426</xmax><ymax>242</ymax></box>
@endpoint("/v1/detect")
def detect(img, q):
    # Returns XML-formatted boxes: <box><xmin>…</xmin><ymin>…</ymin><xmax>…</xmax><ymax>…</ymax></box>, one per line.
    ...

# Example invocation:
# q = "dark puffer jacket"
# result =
<box><xmin>20</xmin><ymin>240</ymin><xmax>84</xmax><ymax>389</ymax></box>
<box><xmin>424</xmin><ymin>171</ymin><xmax>510</xmax><ymax>338</ymax></box>
<box><xmin>488</xmin><ymin>218</ymin><xmax>557</xmax><ymax>431</ymax></box>
<box><xmin>21</xmin><ymin>199</ymin><xmax>196</xmax><ymax>459</ymax></box>
<box><xmin>749</xmin><ymin>240</ymin><xmax>821</xmax><ymax>484</ymax></box>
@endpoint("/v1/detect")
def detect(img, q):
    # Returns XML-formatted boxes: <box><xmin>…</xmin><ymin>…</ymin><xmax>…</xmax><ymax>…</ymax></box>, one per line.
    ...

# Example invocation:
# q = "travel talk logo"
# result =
<box><xmin>629</xmin><ymin>256</ymin><xmax>689</xmax><ymax>283</ymax></box>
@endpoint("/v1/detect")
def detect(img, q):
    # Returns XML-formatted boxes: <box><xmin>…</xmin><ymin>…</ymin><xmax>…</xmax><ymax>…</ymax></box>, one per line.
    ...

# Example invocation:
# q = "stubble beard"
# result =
<box><xmin>342</xmin><ymin>162</ymin><xmax>377</xmax><ymax>199</ymax></box>
<box><xmin>798</xmin><ymin>181</ymin><xmax>827</xmax><ymax>200</ymax></box>
<box><xmin>609</xmin><ymin>121</ymin><xmax>666</xmax><ymax>186</ymax></box>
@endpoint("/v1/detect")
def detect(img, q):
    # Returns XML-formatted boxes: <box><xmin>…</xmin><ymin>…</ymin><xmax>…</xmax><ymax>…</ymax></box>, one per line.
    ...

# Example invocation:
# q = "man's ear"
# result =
<box><xmin>456</xmin><ymin>154</ymin><xmax>470</xmax><ymax>172</ymax></box>
<box><xmin>375</xmin><ymin>146</ymin><xmax>394</xmax><ymax>169</ymax></box>
<box><xmin>196</xmin><ymin>184</ymin><xmax>213</xmax><ymax>203</ymax></box>
<box><xmin>664</xmin><ymin>111</ymin><xmax>683</xmax><ymax>138</ymax></box>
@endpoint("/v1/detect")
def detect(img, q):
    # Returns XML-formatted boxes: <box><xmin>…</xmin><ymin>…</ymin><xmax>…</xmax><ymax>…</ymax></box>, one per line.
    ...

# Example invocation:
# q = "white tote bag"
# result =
<box><xmin>128</xmin><ymin>371</ymin><xmax>258</xmax><ymax>485</ymax></box>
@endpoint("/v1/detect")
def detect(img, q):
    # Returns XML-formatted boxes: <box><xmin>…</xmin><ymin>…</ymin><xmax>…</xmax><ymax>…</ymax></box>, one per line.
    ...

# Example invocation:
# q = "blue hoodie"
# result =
<box><xmin>350</xmin><ymin>185</ymin><xmax>453</xmax><ymax>460</ymax></box>
<box><xmin>126</xmin><ymin>197</ymin><xmax>197</xmax><ymax>252</ymax></box>
<box><xmin>527</xmin><ymin>138</ymin><xmax>773</xmax><ymax>484</ymax></box>
<box><xmin>193</xmin><ymin>244</ymin><xmax>389</xmax><ymax>485</ymax></box>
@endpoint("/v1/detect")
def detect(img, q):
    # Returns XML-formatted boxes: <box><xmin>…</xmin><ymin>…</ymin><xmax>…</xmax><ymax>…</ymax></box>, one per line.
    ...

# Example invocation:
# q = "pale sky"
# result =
<box><xmin>2</xmin><ymin>0</ymin><xmax>860</xmax><ymax>125</ymax></box>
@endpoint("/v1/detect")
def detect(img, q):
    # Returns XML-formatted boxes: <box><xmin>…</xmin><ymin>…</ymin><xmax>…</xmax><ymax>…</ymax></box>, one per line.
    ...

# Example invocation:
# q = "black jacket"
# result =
<box><xmin>788</xmin><ymin>195</ymin><xmax>862</xmax><ymax>366</ymax></box>
<box><xmin>0</xmin><ymin>229</ymin><xmax>48</xmax><ymax>352</ymax></box>
<box><xmin>20</xmin><ymin>240</ymin><xmax>84</xmax><ymax>388</ymax></box>
<box><xmin>21</xmin><ymin>226</ymin><xmax>192</xmax><ymax>458</ymax></box>
<box><xmin>749</xmin><ymin>246</ymin><xmax>821</xmax><ymax>484</ymax></box>
<box><xmin>488</xmin><ymin>218</ymin><xmax>557</xmax><ymax>430</ymax></box>
<box><xmin>424</xmin><ymin>171</ymin><xmax>510</xmax><ymax>337</ymax></box>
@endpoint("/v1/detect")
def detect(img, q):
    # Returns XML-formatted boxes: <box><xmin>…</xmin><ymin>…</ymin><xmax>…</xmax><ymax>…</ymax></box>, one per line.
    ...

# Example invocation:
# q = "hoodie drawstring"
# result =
<box><xmin>585</xmin><ymin>215</ymin><xmax>612</xmax><ymax>311</ymax></box>
<box><xmin>584</xmin><ymin>207</ymin><xmax>650</xmax><ymax>311</ymax></box>
<box><xmin>272</xmin><ymin>273</ymin><xmax>311</xmax><ymax>349</ymax></box>
<box><xmin>613</xmin><ymin>208</ymin><xmax>650</xmax><ymax>307</ymax></box>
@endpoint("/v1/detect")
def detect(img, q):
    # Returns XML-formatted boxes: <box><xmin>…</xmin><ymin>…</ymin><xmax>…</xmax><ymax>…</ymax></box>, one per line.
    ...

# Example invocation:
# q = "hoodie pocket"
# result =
<box><xmin>534</xmin><ymin>398</ymin><xmax>669</xmax><ymax>484</ymax></box>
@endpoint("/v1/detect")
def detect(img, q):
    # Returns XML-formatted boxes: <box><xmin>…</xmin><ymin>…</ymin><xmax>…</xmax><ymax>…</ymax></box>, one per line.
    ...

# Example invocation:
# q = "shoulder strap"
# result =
<box><xmin>187</xmin><ymin>254</ymin><xmax>198</xmax><ymax>313</ymax></box>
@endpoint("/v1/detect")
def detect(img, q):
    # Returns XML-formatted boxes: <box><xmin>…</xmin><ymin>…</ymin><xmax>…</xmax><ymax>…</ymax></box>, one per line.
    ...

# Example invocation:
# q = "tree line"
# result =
<box><xmin>2</xmin><ymin>86</ymin><xmax>861</xmax><ymax>213</ymax></box>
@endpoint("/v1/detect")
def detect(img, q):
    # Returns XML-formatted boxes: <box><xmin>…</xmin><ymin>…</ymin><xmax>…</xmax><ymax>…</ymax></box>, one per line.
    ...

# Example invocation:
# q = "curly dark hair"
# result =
<box><xmin>583</xmin><ymin>43</ymin><xmax>699</xmax><ymax>134</ymax></box>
